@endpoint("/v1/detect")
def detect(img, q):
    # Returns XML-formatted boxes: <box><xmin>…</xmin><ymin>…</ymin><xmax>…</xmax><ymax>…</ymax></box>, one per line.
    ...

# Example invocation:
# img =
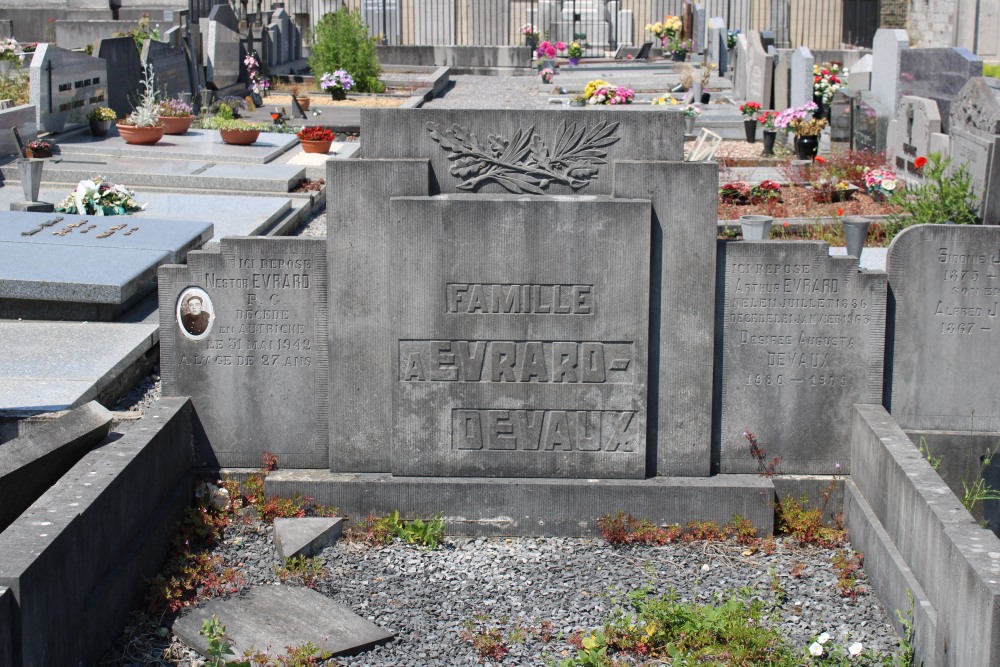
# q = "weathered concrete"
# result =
<box><xmin>274</xmin><ymin>517</ymin><xmax>344</xmax><ymax>560</ymax></box>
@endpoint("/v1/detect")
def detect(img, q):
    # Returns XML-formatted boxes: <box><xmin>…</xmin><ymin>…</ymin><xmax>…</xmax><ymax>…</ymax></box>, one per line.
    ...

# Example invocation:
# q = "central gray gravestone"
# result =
<box><xmin>391</xmin><ymin>195</ymin><xmax>650</xmax><ymax>478</ymax></box>
<box><xmin>718</xmin><ymin>242</ymin><xmax>886</xmax><ymax>473</ymax></box>
<box><xmin>205</xmin><ymin>3</ymin><xmax>241</xmax><ymax>90</ymax></box>
<box><xmin>159</xmin><ymin>238</ymin><xmax>328</xmax><ymax>468</ymax></box>
<box><xmin>886</xmin><ymin>225</ymin><xmax>1000</xmax><ymax>431</ymax></box>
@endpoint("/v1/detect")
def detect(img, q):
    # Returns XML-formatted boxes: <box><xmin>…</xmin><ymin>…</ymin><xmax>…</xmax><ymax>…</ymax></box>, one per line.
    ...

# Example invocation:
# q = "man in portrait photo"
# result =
<box><xmin>181</xmin><ymin>295</ymin><xmax>211</xmax><ymax>336</ymax></box>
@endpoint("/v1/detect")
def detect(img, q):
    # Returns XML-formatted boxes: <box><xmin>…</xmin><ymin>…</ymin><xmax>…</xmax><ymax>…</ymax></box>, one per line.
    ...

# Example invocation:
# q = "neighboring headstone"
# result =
<box><xmin>268</xmin><ymin>7</ymin><xmax>291</xmax><ymax>64</ymax></box>
<box><xmin>871</xmin><ymin>28</ymin><xmax>908</xmax><ymax>115</ymax></box>
<box><xmin>790</xmin><ymin>46</ymin><xmax>814</xmax><ymax>108</ymax></box>
<box><xmin>772</xmin><ymin>49</ymin><xmax>791</xmax><ymax>110</ymax></box>
<box><xmin>96</xmin><ymin>36</ymin><xmax>143</xmax><ymax>121</ymax></box>
<box><xmin>171</xmin><ymin>587</ymin><xmax>395</xmax><ymax>658</ymax></box>
<box><xmin>886</xmin><ymin>225</ymin><xmax>1000</xmax><ymax>431</ymax></box>
<box><xmin>142</xmin><ymin>35</ymin><xmax>192</xmax><ymax>100</ymax></box>
<box><xmin>848</xmin><ymin>53</ymin><xmax>873</xmax><ymax>92</ymax></box>
<box><xmin>898</xmin><ymin>47</ymin><xmax>982</xmax><ymax>133</ymax></box>
<box><xmin>28</xmin><ymin>44</ymin><xmax>109</xmax><ymax>133</ymax></box>
<box><xmin>745</xmin><ymin>30</ymin><xmax>774</xmax><ymax>109</ymax></box>
<box><xmin>888</xmin><ymin>96</ymin><xmax>946</xmax><ymax>179</ymax></box>
<box><xmin>159</xmin><ymin>238</ymin><xmax>329</xmax><ymax>468</ymax></box>
<box><xmin>950</xmin><ymin>128</ymin><xmax>1000</xmax><ymax>223</ymax></box>
<box><xmin>852</xmin><ymin>91</ymin><xmax>891</xmax><ymax>152</ymax></box>
<box><xmin>692</xmin><ymin>4</ymin><xmax>705</xmax><ymax>53</ymax></box>
<box><xmin>718</xmin><ymin>242</ymin><xmax>886</xmax><ymax>473</ymax></box>
<box><xmin>952</xmin><ymin>77</ymin><xmax>1000</xmax><ymax>137</ymax></box>
<box><xmin>0</xmin><ymin>105</ymin><xmax>36</xmax><ymax>158</ymax></box>
<box><xmin>707</xmin><ymin>17</ymin><xmax>727</xmax><ymax>75</ymax></box>
<box><xmin>0</xmin><ymin>401</ymin><xmax>112</xmax><ymax>531</ymax></box>
<box><xmin>205</xmin><ymin>3</ymin><xmax>242</xmax><ymax>90</ymax></box>
<box><xmin>732</xmin><ymin>32</ymin><xmax>749</xmax><ymax>100</ymax></box>
<box><xmin>759</xmin><ymin>29</ymin><xmax>775</xmax><ymax>52</ymax></box>
<box><xmin>274</xmin><ymin>517</ymin><xmax>344</xmax><ymax>559</ymax></box>
<box><xmin>0</xmin><ymin>586</ymin><xmax>10</xmax><ymax>667</ymax></box>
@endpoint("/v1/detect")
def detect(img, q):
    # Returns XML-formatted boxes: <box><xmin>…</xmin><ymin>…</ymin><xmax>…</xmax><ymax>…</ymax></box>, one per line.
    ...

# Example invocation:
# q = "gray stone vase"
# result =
<box><xmin>841</xmin><ymin>216</ymin><xmax>871</xmax><ymax>267</ymax></box>
<box><xmin>17</xmin><ymin>158</ymin><xmax>43</xmax><ymax>202</ymax></box>
<box><xmin>740</xmin><ymin>215</ymin><xmax>772</xmax><ymax>240</ymax></box>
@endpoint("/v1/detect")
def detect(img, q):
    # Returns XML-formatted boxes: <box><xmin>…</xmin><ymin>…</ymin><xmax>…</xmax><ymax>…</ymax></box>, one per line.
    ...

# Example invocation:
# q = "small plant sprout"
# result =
<box><xmin>745</xmin><ymin>430</ymin><xmax>782</xmax><ymax>476</ymax></box>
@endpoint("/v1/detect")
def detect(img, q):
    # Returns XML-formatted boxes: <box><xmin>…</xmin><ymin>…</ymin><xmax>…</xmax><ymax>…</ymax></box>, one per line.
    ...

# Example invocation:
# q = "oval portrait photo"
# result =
<box><xmin>176</xmin><ymin>287</ymin><xmax>214</xmax><ymax>340</ymax></box>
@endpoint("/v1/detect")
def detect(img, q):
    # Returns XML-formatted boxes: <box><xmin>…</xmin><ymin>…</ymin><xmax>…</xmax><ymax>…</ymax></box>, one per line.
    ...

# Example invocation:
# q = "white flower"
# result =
<box><xmin>74</xmin><ymin>179</ymin><xmax>98</xmax><ymax>214</ymax></box>
<box><xmin>818</xmin><ymin>632</ymin><xmax>831</xmax><ymax>644</ymax></box>
<box><xmin>882</xmin><ymin>179</ymin><xmax>897</xmax><ymax>191</ymax></box>
<box><xmin>849</xmin><ymin>642</ymin><xmax>863</xmax><ymax>656</ymax></box>
<box><xmin>809</xmin><ymin>642</ymin><xmax>824</xmax><ymax>656</ymax></box>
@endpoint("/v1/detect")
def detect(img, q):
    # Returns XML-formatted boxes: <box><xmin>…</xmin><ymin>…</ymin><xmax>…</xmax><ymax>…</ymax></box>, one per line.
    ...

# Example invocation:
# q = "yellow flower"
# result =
<box><xmin>583</xmin><ymin>79</ymin><xmax>611</xmax><ymax>99</ymax></box>
<box><xmin>581</xmin><ymin>635</ymin><xmax>599</xmax><ymax>650</ymax></box>
<box><xmin>645</xmin><ymin>622</ymin><xmax>658</xmax><ymax>637</ymax></box>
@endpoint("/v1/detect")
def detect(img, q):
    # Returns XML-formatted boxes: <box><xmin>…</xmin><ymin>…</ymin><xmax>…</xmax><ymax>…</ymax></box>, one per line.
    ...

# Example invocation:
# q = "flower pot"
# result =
<box><xmin>537</xmin><ymin>58</ymin><xmax>557</xmax><ymax>72</ymax></box>
<box><xmin>24</xmin><ymin>147</ymin><xmax>52</xmax><ymax>159</ymax></box>
<box><xmin>116</xmin><ymin>123</ymin><xmax>165</xmax><ymax>146</ymax></box>
<box><xmin>568</xmin><ymin>57</ymin><xmax>580</xmax><ymax>66</ymax></box>
<box><xmin>701</xmin><ymin>91</ymin><xmax>711</xmax><ymax>104</ymax></box>
<box><xmin>220</xmin><ymin>128</ymin><xmax>261</xmax><ymax>145</ymax></box>
<box><xmin>159</xmin><ymin>115</ymin><xmax>194</xmax><ymax>135</ymax></box>
<box><xmin>526</xmin><ymin>37</ymin><xmax>538</xmax><ymax>51</ymax></box>
<box><xmin>295</xmin><ymin>96</ymin><xmax>311</xmax><ymax>111</ymax></box>
<box><xmin>794</xmin><ymin>135</ymin><xmax>819</xmax><ymax>160</ymax></box>
<box><xmin>329</xmin><ymin>88</ymin><xmax>347</xmax><ymax>101</ymax></box>
<box><xmin>300</xmin><ymin>138</ymin><xmax>333</xmax><ymax>154</ymax></box>
<box><xmin>762</xmin><ymin>129</ymin><xmax>777</xmax><ymax>157</ymax></box>
<box><xmin>89</xmin><ymin>118</ymin><xmax>111</xmax><ymax>137</ymax></box>
<box><xmin>17</xmin><ymin>158</ymin><xmax>43</xmax><ymax>202</ymax></box>
<box><xmin>842</xmin><ymin>216</ymin><xmax>871</xmax><ymax>267</ymax></box>
<box><xmin>740</xmin><ymin>215</ymin><xmax>773</xmax><ymax>241</ymax></box>
<box><xmin>684</xmin><ymin>115</ymin><xmax>696</xmax><ymax>135</ymax></box>
<box><xmin>672</xmin><ymin>51</ymin><xmax>688</xmax><ymax>62</ymax></box>
<box><xmin>692</xmin><ymin>83</ymin><xmax>703</xmax><ymax>102</ymax></box>
<box><xmin>744</xmin><ymin>118</ymin><xmax>757</xmax><ymax>143</ymax></box>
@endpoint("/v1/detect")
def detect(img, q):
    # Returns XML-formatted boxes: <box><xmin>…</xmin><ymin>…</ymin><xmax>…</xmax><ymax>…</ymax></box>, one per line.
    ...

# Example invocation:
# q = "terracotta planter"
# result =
<box><xmin>295</xmin><ymin>96</ymin><xmax>311</xmax><ymax>111</ymax></box>
<box><xmin>159</xmin><ymin>115</ymin><xmax>194</xmax><ymax>135</ymax></box>
<box><xmin>300</xmin><ymin>138</ymin><xmax>333</xmax><ymax>154</ymax></box>
<box><xmin>220</xmin><ymin>128</ymin><xmax>261</xmax><ymax>145</ymax></box>
<box><xmin>116</xmin><ymin>123</ymin><xmax>165</xmax><ymax>146</ymax></box>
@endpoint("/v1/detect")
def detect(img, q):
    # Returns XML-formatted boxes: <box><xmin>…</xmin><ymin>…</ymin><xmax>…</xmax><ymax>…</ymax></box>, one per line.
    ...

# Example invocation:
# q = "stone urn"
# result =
<box><xmin>116</xmin><ymin>123</ymin><xmax>165</xmax><ymax>146</ymax></box>
<box><xmin>740</xmin><ymin>215</ymin><xmax>773</xmax><ymax>241</ymax></box>
<box><xmin>17</xmin><ymin>158</ymin><xmax>43</xmax><ymax>202</ymax></box>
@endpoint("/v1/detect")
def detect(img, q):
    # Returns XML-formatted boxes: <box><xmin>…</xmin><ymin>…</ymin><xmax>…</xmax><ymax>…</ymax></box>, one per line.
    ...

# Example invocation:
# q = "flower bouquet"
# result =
<box><xmin>567</xmin><ymin>41</ymin><xmax>583</xmax><ymax>65</ymax></box>
<box><xmin>320</xmin><ymin>70</ymin><xmax>354</xmax><ymax>100</ymax></box>
<box><xmin>862</xmin><ymin>167</ymin><xmax>898</xmax><ymax>202</ymax></box>
<box><xmin>726</xmin><ymin>29</ymin><xmax>740</xmax><ymax>49</ymax></box>
<box><xmin>55</xmin><ymin>177</ymin><xmax>146</xmax><ymax>215</ymax></box>
<box><xmin>813</xmin><ymin>62</ymin><xmax>846</xmax><ymax>106</ymax></box>
<box><xmin>740</xmin><ymin>101</ymin><xmax>761</xmax><ymax>119</ymax></box>
<box><xmin>667</xmin><ymin>36</ymin><xmax>692</xmax><ymax>60</ymax></box>
<box><xmin>646</xmin><ymin>15</ymin><xmax>682</xmax><ymax>45</ymax></box>
<box><xmin>520</xmin><ymin>23</ymin><xmax>539</xmax><ymax>44</ymax></box>
<box><xmin>0</xmin><ymin>38</ymin><xmax>20</xmax><ymax>64</ymax></box>
<box><xmin>540</xmin><ymin>67</ymin><xmax>555</xmax><ymax>84</ymax></box>
<box><xmin>720</xmin><ymin>180</ymin><xmax>781</xmax><ymax>205</ymax></box>
<box><xmin>683</xmin><ymin>104</ymin><xmax>701</xmax><ymax>118</ymax></box>
<box><xmin>87</xmin><ymin>107</ymin><xmax>116</xmax><ymax>137</ymax></box>
<box><xmin>244</xmin><ymin>52</ymin><xmax>270</xmax><ymax>98</ymax></box>
<box><xmin>583</xmin><ymin>79</ymin><xmax>634</xmax><ymax>105</ymax></box>
<box><xmin>24</xmin><ymin>139</ymin><xmax>52</xmax><ymax>159</ymax></box>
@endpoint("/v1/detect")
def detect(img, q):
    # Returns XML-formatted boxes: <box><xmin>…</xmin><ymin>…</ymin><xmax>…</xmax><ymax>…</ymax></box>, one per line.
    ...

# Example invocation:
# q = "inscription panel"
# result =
<box><xmin>719</xmin><ymin>242</ymin><xmax>886</xmax><ymax>474</ymax></box>
<box><xmin>390</xmin><ymin>195</ymin><xmax>650</xmax><ymax>478</ymax></box>
<box><xmin>159</xmin><ymin>238</ymin><xmax>328</xmax><ymax>468</ymax></box>
<box><xmin>887</xmin><ymin>225</ymin><xmax>1000</xmax><ymax>430</ymax></box>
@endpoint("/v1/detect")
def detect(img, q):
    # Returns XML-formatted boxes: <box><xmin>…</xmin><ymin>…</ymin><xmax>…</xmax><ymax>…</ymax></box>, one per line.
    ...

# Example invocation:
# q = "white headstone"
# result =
<box><xmin>733</xmin><ymin>32</ymin><xmax>750</xmax><ymax>100</ymax></box>
<box><xmin>871</xmin><ymin>28</ymin><xmax>909</xmax><ymax>114</ymax></box>
<box><xmin>848</xmin><ymin>54</ymin><xmax>873</xmax><ymax>92</ymax></box>
<box><xmin>888</xmin><ymin>96</ymin><xmax>942</xmax><ymax>181</ymax></box>
<box><xmin>745</xmin><ymin>31</ymin><xmax>773</xmax><ymax>108</ymax></box>
<box><xmin>790</xmin><ymin>46</ymin><xmax>814</xmax><ymax>108</ymax></box>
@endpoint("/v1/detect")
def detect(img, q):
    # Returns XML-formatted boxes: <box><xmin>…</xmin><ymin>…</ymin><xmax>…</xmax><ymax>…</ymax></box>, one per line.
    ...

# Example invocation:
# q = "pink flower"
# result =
<box><xmin>555</xmin><ymin>41</ymin><xmax>566</xmax><ymax>51</ymax></box>
<box><xmin>545</xmin><ymin>44</ymin><xmax>557</xmax><ymax>58</ymax></box>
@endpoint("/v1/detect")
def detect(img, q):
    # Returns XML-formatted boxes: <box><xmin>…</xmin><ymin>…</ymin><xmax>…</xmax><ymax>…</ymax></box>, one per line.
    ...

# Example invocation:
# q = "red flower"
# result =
<box><xmin>914</xmin><ymin>156</ymin><xmax>928</xmax><ymax>169</ymax></box>
<box><xmin>837</xmin><ymin>208</ymin><xmax>845</xmax><ymax>216</ymax></box>
<box><xmin>814</xmin><ymin>156</ymin><xmax>826</xmax><ymax>164</ymax></box>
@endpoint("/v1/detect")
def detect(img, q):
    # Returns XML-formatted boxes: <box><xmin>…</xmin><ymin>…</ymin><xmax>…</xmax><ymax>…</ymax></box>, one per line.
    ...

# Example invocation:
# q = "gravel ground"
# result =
<box><xmin>101</xmin><ymin>515</ymin><xmax>905</xmax><ymax>666</ymax></box>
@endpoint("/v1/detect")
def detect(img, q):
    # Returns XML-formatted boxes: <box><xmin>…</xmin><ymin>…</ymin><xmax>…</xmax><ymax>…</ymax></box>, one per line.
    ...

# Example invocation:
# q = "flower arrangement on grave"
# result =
<box><xmin>520</xmin><ymin>23</ymin><xmax>539</xmax><ymax>42</ymax></box>
<box><xmin>535</xmin><ymin>40</ymin><xmax>565</xmax><ymax>61</ymax></box>
<box><xmin>651</xmin><ymin>94</ymin><xmax>678</xmax><ymax>105</ymax></box>
<box><xmin>55</xmin><ymin>177</ymin><xmax>146</xmax><ymax>215</ymax></box>
<box><xmin>683</xmin><ymin>104</ymin><xmax>701</xmax><ymax>118</ymax></box>
<box><xmin>297</xmin><ymin>126</ymin><xmax>335</xmax><ymax>142</ymax></box>
<box><xmin>583</xmin><ymin>79</ymin><xmax>634</xmax><ymax>105</ymax></box>
<box><xmin>813</xmin><ymin>62</ymin><xmax>845</xmax><ymax>105</ymax></box>
<box><xmin>320</xmin><ymin>69</ymin><xmax>354</xmax><ymax>100</ymax></box>
<box><xmin>740</xmin><ymin>101</ymin><xmax>761</xmax><ymax>119</ymax></box>
<box><xmin>202</xmin><ymin>103</ymin><xmax>270</xmax><ymax>132</ymax></box>
<box><xmin>646</xmin><ymin>15</ymin><xmax>682</xmax><ymax>44</ymax></box>
<box><xmin>756</xmin><ymin>110</ymin><xmax>779</xmax><ymax>130</ymax></box>
<box><xmin>21</xmin><ymin>42</ymin><xmax>37</xmax><ymax>53</ymax></box>
<box><xmin>540</xmin><ymin>67</ymin><xmax>555</xmax><ymax>84</ymax></box>
<box><xmin>719</xmin><ymin>180</ymin><xmax>781</xmax><ymax>205</ymax></box>
<box><xmin>775</xmin><ymin>102</ymin><xmax>826</xmax><ymax>136</ymax></box>
<box><xmin>118</xmin><ymin>64</ymin><xmax>163</xmax><ymax>128</ymax></box>
<box><xmin>244</xmin><ymin>52</ymin><xmax>270</xmax><ymax>97</ymax></box>
<box><xmin>0</xmin><ymin>38</ymin><xmax>20</xmax><ymax>63</ymax></box>
<box><xmin>567</xmin><ymin>42</ymin><xmax>584</xmax><ymax>59</ymax></box>
<box><xmin>667</xmin><ymin>36</ymin><xmax>692</xmax><ymax>57</ymax></box>
<box><xmin>88</xmin><ymin>107</ymin><xmax>117</xmax><ymax>122</ymax></box>
<box><xmin>24</xmin><ymin>139</ymin><xmax>51</xmax><ymax>158</ymax></box>
<box><xmin>158</xmin><ymin>98</ymin><xmax>193</xmax><ymax>118</ymax></box>
<box><xmin>862</xmin><ymin>167</ymin><xmax>898</xmax><ymax>201</ymax></box>
<box><xmin>726</xmin><ymin>29</ymin><xmax>740</xmax><ymax>49</ymax></box>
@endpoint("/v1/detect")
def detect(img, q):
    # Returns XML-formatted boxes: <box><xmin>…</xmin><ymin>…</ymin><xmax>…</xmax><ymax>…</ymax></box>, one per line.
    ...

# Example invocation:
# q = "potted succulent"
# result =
<box><xmin>24</xmin><ymin>138</ymin><xmax>52</xmax><ymax>159</ymax></box>
<box><xmin>291</xmin><ymin>83</ymin><xmax>311</xmax><ymax>111</ymax></box>
<box><xmin>116</xmin><ymin>64</ymin><xmax>165</xmax><ymax>145</ymax></box>
<box><xmin>88</xmin><ymin>107</ymin><xmax>116</xmax><ymax>137</ymax></box>
<box><xmin>297</xmin><ymin>125</ymin><xmax>335</xmax><ymax>154</ymax></box>
<box><xmin>157</xmin><ymin>97</ymin><xmax>194</xmax><ymax>135</ymax></box>
<box><xmin>320</xmin><ymin>70</ymin><xmax>353</xmax><ymax>101</ymax></box>
<box><xmin>203</xmin><ymin>103</ymin><xmax>270</xmax><ymax>145</ymax></box>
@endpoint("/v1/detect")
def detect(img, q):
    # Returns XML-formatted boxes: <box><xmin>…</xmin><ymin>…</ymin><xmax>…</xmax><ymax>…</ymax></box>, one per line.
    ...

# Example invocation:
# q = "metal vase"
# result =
<box><xmin>842</xmin><ymin>216</ymin><xmax>871</xmax><ymax>267</ymax></box>
<box><xmin>684</xmin><ymin>115</ymin><xmax>696</xmax><ymax>135</ymax></box>
<box><xmin>17</xmin><ymin>158</ymin><xmax>43</xmax><ymax>202</ymax></box>
<box><xmin>740</xmin><ymin>215</ymin><xmax>773</xmax><ymax>241</ymax></box>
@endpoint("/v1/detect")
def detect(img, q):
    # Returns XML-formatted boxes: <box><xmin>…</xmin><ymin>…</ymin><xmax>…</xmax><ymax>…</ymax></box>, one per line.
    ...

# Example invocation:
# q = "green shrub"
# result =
<box><xmin>984</xmin><ymin>63</ymin><xmax>1000</xmax><ymax>79</ymax></box>
<box><xmin>887</xmin><ymin>152</ymin><xmax>979</xmax><ymax>233</ymax></box>
<box><xmin>309</xmin><ymin>8</ymin><xmax>384</xmax><ymax>93</ymax></box>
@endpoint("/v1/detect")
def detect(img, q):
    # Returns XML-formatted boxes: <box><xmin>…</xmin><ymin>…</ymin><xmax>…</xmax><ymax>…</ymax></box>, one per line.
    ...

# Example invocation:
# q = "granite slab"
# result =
<box><xmin>0</xmin><ymin>321</ymin><xmax>158</xmax><ymax>416</ymax></box>
<box><xmin>55</xmin><ymin>128</ymin><xmax>299</xmax><ymax>164</ymax></box>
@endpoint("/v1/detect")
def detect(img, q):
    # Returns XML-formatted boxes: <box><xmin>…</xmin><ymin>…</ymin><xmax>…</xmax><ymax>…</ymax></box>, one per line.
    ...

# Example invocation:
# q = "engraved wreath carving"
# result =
<box><xmin>426</xmin><ymin>120</ymin><xmax>620</xmax><ymax>193</ymax></box>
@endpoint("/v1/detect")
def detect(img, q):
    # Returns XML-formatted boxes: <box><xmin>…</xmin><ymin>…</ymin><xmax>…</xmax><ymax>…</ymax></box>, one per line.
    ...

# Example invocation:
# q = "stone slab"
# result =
<box><xmin>29</xmin><ymin>44</ymin><xmax>109</xmax><ymax>133</ymax></box>
<box><xmin>54</xmin><ymin>128</ymin><xmax>300</xmax><ymax>164</ymax></box>
<box><xmin>0</xmin><ymin>321</ymin><xmax>158</xmax><ymax>416</ymax></box>
<box><xmin>9</xmin><ymin>201</ymin><xmax>54</xmax><ymax>212</ymax></box>
<box><xmin>159</xmin><ymin>238</ymin><xmax>328</xmax><ymax>468</ymax></box>
<box><xmin>850</xmin><ymin>404</ymin><xmax>1000</xmax><ymax>667</ymax></box>
<box><xmin>142</xmin><ymin>37</ymin><xmax>192</xmax><ymax>100</ymax></box>
<box><xmin>274</xmin><ymin>517</ymin><xmax>344</xmax><ymax>560</ymax></box>
<box><xmin>0</xmin><ymin>105</ymin><xmax>37</xmax><ymax>158</ymax></box>
<box><xmin>390</xmin><ymin>195</ymin><xmax>650</xmax><ymax>479</ymax></box>
<box><xmin>0</xmin><ymin>401</ymin><xmax>112</xmax><ymax>531</ymax></box>
<box><xmin>0</xmin><ymin>398</ymin><xmax>193</xmax><ymax>667</ymax></box>
<box><xmin>718</xmin><ymin>241</ymin><xmax>886</xmax><ymax>474</ymax></box>
<box><xmin>266</xmin><ymin>471</ymin><xmax>777</xmax><ymax>537</ymax></box>
<box><xmin>171</xmin><ymin>586</ymin><xmax>395</xmax><ymax>657</ymax></box>
<box><xmin>871</xmin><ymin>29</ymin><xmax>908</xmax><ymax>115</ymax></box>
<box><xmin>886</xmin><ymin>225</ymin><xmax>1000</xmax><ymax>430</ymax></box>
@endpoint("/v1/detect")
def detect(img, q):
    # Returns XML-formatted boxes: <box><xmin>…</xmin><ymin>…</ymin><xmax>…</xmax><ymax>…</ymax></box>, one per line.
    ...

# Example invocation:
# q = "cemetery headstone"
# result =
<box><xmin>159</xmin><ymin>238</ymin><xmax>329</xmax><ymax>468</ymax></box>
<box><xmin>888</xmin><ymin>96</ymin><xmax>946</xmax><ymax>178</ymax></box>
<box><xmin>268</xmin><ymin>7</ymin><xmax>291</xmax><ymax>65</ymax></box>
<box><xmin>745</xmin><ymin>31</ymin><xmax>774</xmax><ymax>109</ymax></box>
<box><xmin>692</xmin><ymin>4</ymin><xmax>705</xmax><ymax>53</ymax></box>
<box><xmin>886</xmin><ymin>225</ymin><xmax>1000</xmax><ymax>431</ymax></box>
<box><xmin>790</xmin><ymin>46</ymin><xmax>814</xmax><ymax>108</ymax></box>
<box><xmin>142</xmin><ymin>35</ymin><xmax>192</xmax><ymax>101</ymax></box>
<box><xmin>760</xmin><ymin>30</ymin><xmax>775</xmax><ymax>52</ymax></box>
<box><xmin>205</xmin><ymin>3</ymin><xmax>242</xmax><ymax>90</ymax></box>
<box><xmin>871</xmin><ymin>28</ymin><xmax>908</xmax><ymax>115</ymax></box>
<box><xmin>96</xmin><ymin>37</ymin><xmax>143</xmax><ymax>121</ymax></box>
<box><xmin>772</xmin><ymin>49</ymin><xmax>791</xmax><ymax>110</ymax></box>
<box><xmin>29</xmin><ymin>44</ymin><xmax>109</xmax><ymax>133</ymax></box>
<box><xmin>897</xmin><ymin>47</ymin><xmax>982</xmax><ymax>133</ymax></box>
<box><xmin>952</xmin><ymin>77</ymin><xmax>1000</xmax><ymax>136</ymax></box>
<box><xmin>848</xmin><ymin>54</ymin><xmax>872</xmax><ymax>92</ymax></box>
<box><xmin>950</xmin><ymin>77</ymin><xmax>1000</xmax><ymax>223</ymax></box>
<box><xmin>732</xmin><ymin>32</ymin><xmax>750</xmax><ymax>100</ymax></box>
<box><xmin>708</xmin><ymin>17</ymin><xmax>727</xmax><ymax>75</ymax></box>
<box><xmin>852</xmin><ymin>91</ymin><xmax>890</xmax><ymax>152</ymax></box>
<box><xmin>718</xmin><ymin>242</ymin><xmax>886</xmax><ymax>473</ymax></box>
